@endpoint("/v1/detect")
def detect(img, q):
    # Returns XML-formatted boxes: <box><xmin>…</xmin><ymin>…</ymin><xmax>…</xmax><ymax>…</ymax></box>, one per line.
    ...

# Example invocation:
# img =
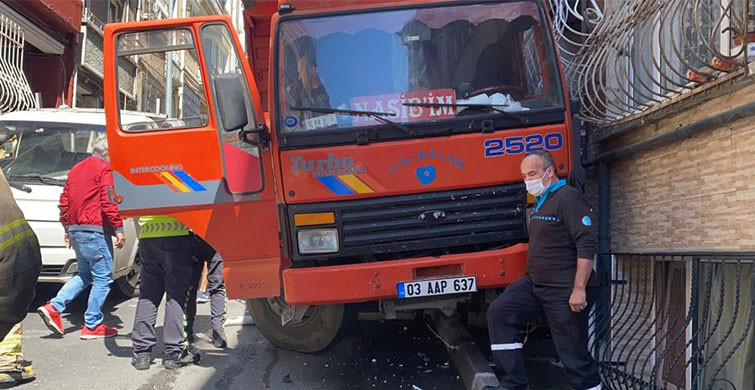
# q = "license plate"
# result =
<box><xmin>397</xmin><ymin>276</ymin><xmax>477</xmax><ymax>299</ymax></box>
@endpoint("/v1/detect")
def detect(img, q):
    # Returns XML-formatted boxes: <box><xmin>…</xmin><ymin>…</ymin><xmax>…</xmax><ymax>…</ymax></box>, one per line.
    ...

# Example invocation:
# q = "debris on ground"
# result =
<box><xmin>224</xmin><ymin>314</ymin><xmax>254</xmax><ymax>327</ymax></box>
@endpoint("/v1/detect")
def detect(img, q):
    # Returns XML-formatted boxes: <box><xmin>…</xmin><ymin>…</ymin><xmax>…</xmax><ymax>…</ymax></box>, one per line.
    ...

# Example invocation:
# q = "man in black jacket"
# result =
<box><xmin>487</xmin><ymin>150</ymin><xmax>602</xmax><ymax>390</ymax></box>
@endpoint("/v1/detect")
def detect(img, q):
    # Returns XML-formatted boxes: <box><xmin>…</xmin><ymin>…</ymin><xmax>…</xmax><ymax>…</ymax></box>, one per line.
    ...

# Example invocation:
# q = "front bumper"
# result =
<box><xmin>282</xmin><ymin>243</ymin><xmax>528</xmax><ymax>305</ymax></box>
<box><xmin>38</xmin><ymin>247</ymin><xmax>77</xmax><ymax>283</ymax></box>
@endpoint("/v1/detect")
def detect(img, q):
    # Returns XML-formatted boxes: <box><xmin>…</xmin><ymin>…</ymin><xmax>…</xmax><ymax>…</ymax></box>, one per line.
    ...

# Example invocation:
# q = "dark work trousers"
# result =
<box><xmin>186</xmin><ymin>239</ymin><xmax>226</xmax><ymax>338</ymax></box>
<box><xmin>487</xmin><ymin>275</ymin><xmax>601</xmax><ymax>390</ymax></box>
<box><xmin>204</xmin><ymin>253</ymin><xmax>226</xmax><ymax>331</ymax></box>
<box><xmin>131</xmin><ymin>236</ymin><xmax>199</xmax><ymax>359</ymax></box>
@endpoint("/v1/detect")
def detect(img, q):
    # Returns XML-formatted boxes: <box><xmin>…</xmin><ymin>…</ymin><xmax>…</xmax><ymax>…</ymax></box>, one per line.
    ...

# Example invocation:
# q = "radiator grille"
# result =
<box><xmin>289</xmin><ymin>184</ymin><xmax>528</xmax><ymax>264</ymax></box>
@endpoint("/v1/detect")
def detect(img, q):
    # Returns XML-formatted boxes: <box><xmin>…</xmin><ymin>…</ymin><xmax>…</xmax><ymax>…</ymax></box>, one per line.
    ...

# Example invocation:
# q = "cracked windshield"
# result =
<box><xmin>278</xmin><ymin>1</ymin><xmax>562</xmax><ymax>133</ymax></box>
<box><xmin>0</xmin><ymin>122</ymin><xmax>102</xmax><ymax>183</ymax></box>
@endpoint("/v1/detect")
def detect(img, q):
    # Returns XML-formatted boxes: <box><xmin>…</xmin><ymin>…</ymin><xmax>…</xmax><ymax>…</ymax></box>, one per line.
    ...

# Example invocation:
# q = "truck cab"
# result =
<box><xmin>102</xmin><ymin>0</ymin><xmax>576</xmax><ymax>352</ymax></box>
<box><xmin>0</xmin><ymin>108</ymin><xmax>148</xmax><ymax>297</ymax></box>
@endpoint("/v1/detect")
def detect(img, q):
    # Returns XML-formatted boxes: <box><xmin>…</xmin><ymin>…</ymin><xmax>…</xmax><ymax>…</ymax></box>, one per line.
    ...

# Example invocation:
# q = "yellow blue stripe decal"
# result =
<box><xmin>318</xmin><ymin>174</ymin><xmax>382</xmax><ymax>196</ymax></box>
<box><xmin>173</xmin><ymin>171</ymin><xmax>206</xmax><ymax>192</ymax></box>
<box><xmin>317</xmin><ymin>176</ymin><xmax>355</xmax><ymax>195</ymax></box>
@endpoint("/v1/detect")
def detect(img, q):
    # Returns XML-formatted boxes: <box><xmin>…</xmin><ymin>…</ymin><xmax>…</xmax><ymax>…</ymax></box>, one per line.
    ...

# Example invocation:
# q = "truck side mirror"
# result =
<box><xmin>213</xmin><ymin>73</ymin><xmax>249</xmax><ymax>132</ymax></box>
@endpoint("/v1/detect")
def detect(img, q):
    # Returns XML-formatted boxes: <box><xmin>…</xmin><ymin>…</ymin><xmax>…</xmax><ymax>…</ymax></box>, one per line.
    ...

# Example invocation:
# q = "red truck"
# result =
<box><xmin>102</xmin><ymin>0</ymin><xmax>578</xmax><ymax>354</ymax></box>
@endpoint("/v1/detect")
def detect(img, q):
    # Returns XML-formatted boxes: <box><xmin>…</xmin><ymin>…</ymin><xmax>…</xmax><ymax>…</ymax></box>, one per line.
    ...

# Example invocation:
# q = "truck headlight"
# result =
<box><xmin>297</xmin><ymin>228</ymin><xmax>339</xmax><ymax>254</ymax></box>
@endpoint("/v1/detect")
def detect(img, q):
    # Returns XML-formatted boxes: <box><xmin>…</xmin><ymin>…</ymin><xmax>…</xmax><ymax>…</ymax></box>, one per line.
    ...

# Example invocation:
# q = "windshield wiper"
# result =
<box><xmin>289</xmin><ymin>106</ymin><xmax>412</xmax><ymax>135</ymax></box>
<box><xmin>10</xmin><ymin>174</ymin><xmax>66</xmax><ymax>186</ymax></box>
<box><xmin>7</xmin><ymin>180</ymin><xmax>31</xmax><ymax>193</ymax></box>
<box><xmin>402</xmin><ymin>102</ymin><xmax>528</xmax><ymax>124</ymax></box>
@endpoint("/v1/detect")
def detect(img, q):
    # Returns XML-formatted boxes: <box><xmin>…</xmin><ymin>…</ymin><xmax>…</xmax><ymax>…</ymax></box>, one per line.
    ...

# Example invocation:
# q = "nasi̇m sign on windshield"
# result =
<box><xmin>350</xmin><ymin>89</ymin><xmax>457</xmax><ymax>126</ymax></box>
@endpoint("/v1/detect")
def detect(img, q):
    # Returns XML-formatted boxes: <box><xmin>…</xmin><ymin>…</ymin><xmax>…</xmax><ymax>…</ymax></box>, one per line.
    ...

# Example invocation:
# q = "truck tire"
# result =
<box><xmin>115</xmin><ymin>255</ymin><xmax>141</xmax><ymax>298</ymax></box>
<box><xmin>246</xmin><ymin>297</ymin><xmax>344</xmax><ymax>353</ymax></box>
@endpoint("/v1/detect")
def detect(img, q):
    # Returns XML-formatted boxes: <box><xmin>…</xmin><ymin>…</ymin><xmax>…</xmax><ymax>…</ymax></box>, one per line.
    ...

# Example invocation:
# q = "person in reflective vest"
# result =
<box><xmin>130</xmin><ymin>216</ymin><xmax>201</xmax><ymax>371</ymax></box>
<box><xmin>0</xmin><ymin>169</ymin><xmax>41</xmax><ymax>386</ymax></box>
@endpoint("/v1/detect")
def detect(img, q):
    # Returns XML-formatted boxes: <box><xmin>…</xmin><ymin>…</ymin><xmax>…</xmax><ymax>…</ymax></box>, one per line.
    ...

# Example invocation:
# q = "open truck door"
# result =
<box><xmin>103</xmin><ymin>15</ymin><xmax>282</xmax><ymax>299</ymax></box>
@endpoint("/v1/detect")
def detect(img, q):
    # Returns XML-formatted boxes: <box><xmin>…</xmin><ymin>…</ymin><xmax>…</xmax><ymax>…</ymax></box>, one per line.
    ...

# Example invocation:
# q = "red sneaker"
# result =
<box><xmin>37</xmin><ymin>302</ymin><xmax>64</xmax><ymax>335</ymax></box>
<box><xmin>80</xmin><ymin>324</ymin><xmax>118</xmax><ymax>340</ymax></box>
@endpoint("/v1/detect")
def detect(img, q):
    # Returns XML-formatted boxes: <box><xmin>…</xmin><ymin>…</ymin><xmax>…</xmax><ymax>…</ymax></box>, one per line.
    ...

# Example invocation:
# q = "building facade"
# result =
<box><xmin>0</xmin><ymin>0</ymin><xmax>82</xmax><ymax>112</ymax></box>
<box><xmin>553</xmin><ymin>0</ymin><xmax>755</xmax><ymax>388</ymax></box>
<box><xmin>74</xmin><ymin>0</ymin><xmax>230</xmax><ymax>110</ymax></box>
<box><xmin>0</xmin><ymin>0</ymin><xmax>240</xmax><ymax>113</ymax></box>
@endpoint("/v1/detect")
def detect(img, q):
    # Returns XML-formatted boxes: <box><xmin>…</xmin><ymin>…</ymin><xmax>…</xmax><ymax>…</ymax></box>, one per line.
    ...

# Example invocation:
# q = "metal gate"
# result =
<box><xmin>590</xmin><ymin>252</ymin><xmax>754</xmax><ymax>390</ymax></box>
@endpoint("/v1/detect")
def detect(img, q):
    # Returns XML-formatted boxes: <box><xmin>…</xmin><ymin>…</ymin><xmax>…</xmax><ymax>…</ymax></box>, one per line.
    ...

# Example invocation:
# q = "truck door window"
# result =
<box><xmin>116</xmin><ymin>28</ymin><xmax>209</xmax><ymax>132</ymax></box>
<box><xmin>200</xmin><ymin>23</ymin><xmax>263</xmax><ymax>195</ymax></box>
<box><xmin>200</xmin><ymin>24</ymin><xmax>257</xmax><ymax>130</ymax></box>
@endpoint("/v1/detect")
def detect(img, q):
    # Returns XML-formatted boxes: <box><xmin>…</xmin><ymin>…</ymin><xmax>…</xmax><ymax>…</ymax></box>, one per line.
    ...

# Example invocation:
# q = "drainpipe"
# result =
<box><xmin>570</xmin><ymin>99</ymin><xmax>587</xmax><ymax>191</ymax></box>
<box><xmin>596</xmin><ymin>160</ymin><xmax>611</xmax><ymax>358</ymax></box>
<box><xmin>165</xmin><ymin>0</ymin><xmax>175</xmax><ymax>117</ymax></box>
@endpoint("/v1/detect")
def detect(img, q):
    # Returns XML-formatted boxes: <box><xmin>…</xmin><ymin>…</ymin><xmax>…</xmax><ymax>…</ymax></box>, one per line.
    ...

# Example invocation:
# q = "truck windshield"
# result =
<box><xmin>277</xmin><ymin>1</ymin><xmax>562</xmax><ymax>134</ymax></box>
<box><xmin>0</xmin><ymin>121</ymin><xmax>103</xmax><ymax>181</ymax></box>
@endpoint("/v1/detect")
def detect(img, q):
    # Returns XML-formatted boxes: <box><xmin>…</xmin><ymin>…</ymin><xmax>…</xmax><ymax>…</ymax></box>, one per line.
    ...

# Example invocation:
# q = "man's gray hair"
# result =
<box><xmin>524</xmin><ymin>150</ymin><xmax>556</xmax><ymax>172</ymax></box>
<box><xmin>92</xmin><ymin>133</ymin><xmax>109</xmax><ymax>155</ymax></box>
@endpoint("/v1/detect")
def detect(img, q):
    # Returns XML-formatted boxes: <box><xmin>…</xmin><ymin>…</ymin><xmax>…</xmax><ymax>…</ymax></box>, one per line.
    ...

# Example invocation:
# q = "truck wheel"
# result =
<box><xmin>115</xmin><ymin>255</ymin><xmax>141</xmax><ymax>298</ymax></box>
<box><xmin>246</xmin><ymin>297</ymin><xmax>344</xmax><ymax>353</ymax></box>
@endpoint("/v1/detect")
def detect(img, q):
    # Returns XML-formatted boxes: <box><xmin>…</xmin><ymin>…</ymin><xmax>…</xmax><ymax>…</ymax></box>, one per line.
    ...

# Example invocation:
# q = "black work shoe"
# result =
<box><xmin>188</xmin><ymin>346</ymin><xmax>201</xmax><ymax>363</ymax></box>
<box><xmin>162</xmin><ymin>349</ymin><xmax>200</xmax><ymax>370</ymax></box>
<box><xmin>162</xmin><ymin>359</ymin><xmax>187</xmax><ymax>370</ymax></box>
<box><xmin>212</xmin><ymin>329</ymin><xmax>228</xmax><ymax>348</ymax></box>
<box><xmin>131</xmin><ymin>353</ymin><xmax>151</xmax><ymax>370</ymax></box>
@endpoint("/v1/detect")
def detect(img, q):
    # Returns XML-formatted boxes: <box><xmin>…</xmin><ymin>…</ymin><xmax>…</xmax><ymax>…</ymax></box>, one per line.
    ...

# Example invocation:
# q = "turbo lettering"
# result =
<box><xmin>290</xmin><ymin>154</ymin><xmax>364</xmax><ymax>177</ymax></box>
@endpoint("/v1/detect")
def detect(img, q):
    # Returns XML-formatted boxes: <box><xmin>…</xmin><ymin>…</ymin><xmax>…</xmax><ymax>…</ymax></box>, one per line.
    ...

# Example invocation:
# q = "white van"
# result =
<box><xmin>0</xmin><ymin>108</ymin><xmax>154</xmax><ymax>297</ymax></box>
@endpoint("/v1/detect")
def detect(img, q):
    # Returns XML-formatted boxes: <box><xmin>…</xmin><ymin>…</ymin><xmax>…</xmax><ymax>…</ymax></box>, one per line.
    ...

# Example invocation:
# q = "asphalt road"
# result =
<box><xmin>15</xmin><ymin>284</ymin><xmax>466</xmax><ymax>390</ymax></box>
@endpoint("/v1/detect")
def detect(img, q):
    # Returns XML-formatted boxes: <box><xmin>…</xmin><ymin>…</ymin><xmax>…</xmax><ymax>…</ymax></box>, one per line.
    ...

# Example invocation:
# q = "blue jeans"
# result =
<box><xmin>51</xmin><ymin>231</ymin><xmax>114</xmax><ymax>329</ymax></box>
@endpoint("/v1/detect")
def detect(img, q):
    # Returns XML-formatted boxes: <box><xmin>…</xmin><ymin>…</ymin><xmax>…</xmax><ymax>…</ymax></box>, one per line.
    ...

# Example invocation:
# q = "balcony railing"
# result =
<box><xmin>82</xmin><ymin>8</ymin><xmax>104</xmax><ymax>32</ymax></box>
<box><xmin>551</xmin><ymin>0</ymin><xmax>754</xmax><ymax>125</ymax></box>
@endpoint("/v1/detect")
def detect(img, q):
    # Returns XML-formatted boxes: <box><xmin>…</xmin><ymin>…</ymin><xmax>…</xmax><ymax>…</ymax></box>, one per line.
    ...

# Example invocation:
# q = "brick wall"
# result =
<box><xmin>597</xmin><ymin>80</ymin><xmax>755</xmax><ymax>251</ymax></box>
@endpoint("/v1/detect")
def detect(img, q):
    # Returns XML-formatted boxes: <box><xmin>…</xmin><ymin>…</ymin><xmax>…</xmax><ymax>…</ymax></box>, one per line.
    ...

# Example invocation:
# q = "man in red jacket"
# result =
<box><xmin>37</xmin><ymin>133</ymin><xmax>125</xmax><ymax>339</ymax></box>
